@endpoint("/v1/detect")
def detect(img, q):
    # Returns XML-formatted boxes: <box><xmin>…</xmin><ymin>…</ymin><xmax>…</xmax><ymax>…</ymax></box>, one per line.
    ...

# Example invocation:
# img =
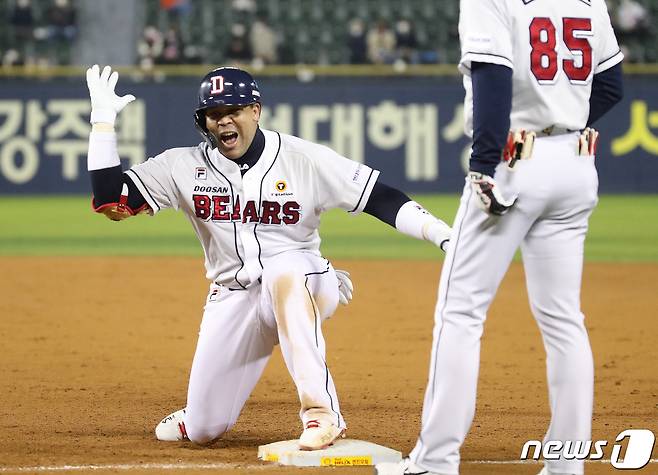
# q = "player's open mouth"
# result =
<box><xmin>219</xmin><ymin>131</ymin><xmax>239</xmax><ymax>146</ymax></box>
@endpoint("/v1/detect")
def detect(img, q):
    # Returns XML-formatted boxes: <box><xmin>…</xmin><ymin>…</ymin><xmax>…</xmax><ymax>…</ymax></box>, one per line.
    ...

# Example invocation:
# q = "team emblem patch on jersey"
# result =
<box><xmin>195</xmin><ymin>167</ymin><xmax>207</xmax><ymax>180</ymax></box>
<box><xmin>275</xmin><ymin>180</ymin><xmax>287</xmax><ymax>192</ymax></box>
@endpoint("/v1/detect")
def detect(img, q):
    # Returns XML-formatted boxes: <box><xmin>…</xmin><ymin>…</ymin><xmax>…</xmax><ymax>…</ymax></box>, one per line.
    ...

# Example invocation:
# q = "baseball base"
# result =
<box><xmin>258</xmin><ymin>438</ymin><xmax>402</xmax><ymax>467</ymax></box>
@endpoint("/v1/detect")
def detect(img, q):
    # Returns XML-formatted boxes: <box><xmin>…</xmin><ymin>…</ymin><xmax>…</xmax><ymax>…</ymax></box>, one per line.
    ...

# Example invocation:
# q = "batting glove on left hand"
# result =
<box><xmin>335</xmin><ymin>269</ymin><xmax>353</xmax><ymax>305</ymax></box>
<box><xmin>468</xmin><ymin>171</ymin><xmax>517</xmax><ymax>216</ymax></box>
<box><xmin>86</xmin><ymin>64</ymin><xmax>135</xmax><ymax>125</ymax></box>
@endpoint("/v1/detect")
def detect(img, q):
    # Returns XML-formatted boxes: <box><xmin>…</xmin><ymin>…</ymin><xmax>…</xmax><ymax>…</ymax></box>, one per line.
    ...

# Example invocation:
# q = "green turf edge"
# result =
<box><xmin>0</xmin><ymin>194</ymin><xmax>656</xmax><ymax>261</ymax></box>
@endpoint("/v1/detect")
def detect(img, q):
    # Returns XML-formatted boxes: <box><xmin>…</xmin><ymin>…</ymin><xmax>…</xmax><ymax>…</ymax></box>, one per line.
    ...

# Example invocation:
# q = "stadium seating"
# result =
<box><xmin>0</xmin><ymin>0</ymin><xmax>656</xmax><ymax>66</ymax></box>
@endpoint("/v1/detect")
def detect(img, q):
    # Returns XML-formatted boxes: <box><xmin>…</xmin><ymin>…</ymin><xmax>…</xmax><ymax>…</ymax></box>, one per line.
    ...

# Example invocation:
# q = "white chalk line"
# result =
<box><xmin>0</xmin><ymin>463</ymin><xmax>273</xmax><ymax>473</ymax></box>
<box><xmin>0</xmin><ymin>459</ymin><xmax>655</xmax><ymax>472</ymax></box>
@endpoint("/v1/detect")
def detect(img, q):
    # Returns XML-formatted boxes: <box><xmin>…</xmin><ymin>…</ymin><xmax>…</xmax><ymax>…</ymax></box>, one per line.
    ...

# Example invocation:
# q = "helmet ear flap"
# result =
<box><xmin>194</xmin><ymin>109</ymin><xmax>218</xmax><ymax>149</ymax></box>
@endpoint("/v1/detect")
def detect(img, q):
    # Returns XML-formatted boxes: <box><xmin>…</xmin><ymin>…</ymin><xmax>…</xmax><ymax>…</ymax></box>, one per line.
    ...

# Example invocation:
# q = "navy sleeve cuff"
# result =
<box><xmin>364</xmin><ymin>179</ymin><xmax>411</xmax><ymax>227</ymax></box>
<box><xmin>90</xmin><ymin>165</ymin><xmax>147</xmax><ymax>210</ymax></box>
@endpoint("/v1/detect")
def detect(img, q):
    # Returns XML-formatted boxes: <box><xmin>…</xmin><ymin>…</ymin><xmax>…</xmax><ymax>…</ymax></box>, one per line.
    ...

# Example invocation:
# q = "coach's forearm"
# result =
<box><xmin>587</xmin><ymin>62</ymin><xmax>623</xmax><ymax>126</ymax></box>
<box><xmin>470</xmin><ymin>62</ymin><xmax>513</xmax><ymax>177</ymax></box>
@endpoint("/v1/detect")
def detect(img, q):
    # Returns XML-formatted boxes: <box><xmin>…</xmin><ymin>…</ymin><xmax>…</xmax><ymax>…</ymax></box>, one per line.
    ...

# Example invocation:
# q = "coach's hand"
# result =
<box><xmin>86</xmin><ymin>64</ymin><xmax>135</xmax><ymax>125</ymax></box>
<box><xmin>468</xmin><ymin>171</ymin><xmax>517</xmax><ymax>216</ymax></box>
<box><xmin>335</xmin><ymin>269</ymin><xmax>354</xmax><ymax>305</ymax></box>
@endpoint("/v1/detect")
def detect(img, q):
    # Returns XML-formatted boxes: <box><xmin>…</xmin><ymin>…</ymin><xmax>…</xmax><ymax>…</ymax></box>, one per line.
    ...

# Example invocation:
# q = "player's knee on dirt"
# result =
<box><xmin>185</xmin><ymin>420</ymin><xmax>233</xmax><ymax>445</ymax></box>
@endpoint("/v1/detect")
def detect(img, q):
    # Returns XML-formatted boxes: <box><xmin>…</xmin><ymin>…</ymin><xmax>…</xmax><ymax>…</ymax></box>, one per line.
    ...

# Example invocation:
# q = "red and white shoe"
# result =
<box><xmin>155</xmin><ymin>408</ymin><xmax>188</xmax><ymax>441</ymax></box>
<box><xmin>298</xmin><ymin>419</ymin><xmax>345</xmax><ymax>450</ymax></box>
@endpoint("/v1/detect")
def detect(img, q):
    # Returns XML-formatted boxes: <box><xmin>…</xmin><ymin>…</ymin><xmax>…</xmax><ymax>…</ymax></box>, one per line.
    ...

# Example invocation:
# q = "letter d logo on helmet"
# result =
<box><xmin>209</xmin><ymin>75</ymin><xmax>224</xmax><ymax>95</ymax></box>
<box><xmin>194</xmin><ymin>67</ymin><xmax>261</xmax><ymax>147</ymax></box>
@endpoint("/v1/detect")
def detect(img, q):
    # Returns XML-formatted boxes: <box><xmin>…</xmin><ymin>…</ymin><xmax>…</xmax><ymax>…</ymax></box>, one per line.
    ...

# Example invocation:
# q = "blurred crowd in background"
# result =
<box><xmin>1</xmin><ymin>0</ymin><xmax>657</xmax><ymax>69</ymax></box>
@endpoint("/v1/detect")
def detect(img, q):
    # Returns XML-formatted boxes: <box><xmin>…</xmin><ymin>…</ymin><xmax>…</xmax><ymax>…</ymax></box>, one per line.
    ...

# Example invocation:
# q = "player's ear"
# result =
<box><xmin>251</xmin><ymin>102</ymin><xmax>262</xmax><ymax>121</ymax></box>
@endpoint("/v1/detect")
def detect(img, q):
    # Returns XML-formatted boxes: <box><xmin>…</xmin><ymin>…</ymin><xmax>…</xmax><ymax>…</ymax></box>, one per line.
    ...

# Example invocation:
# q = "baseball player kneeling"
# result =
<box><xmin>85</xmin><ymin>65</ymin><xmax>451</xmax><ymax>449</ymax></box>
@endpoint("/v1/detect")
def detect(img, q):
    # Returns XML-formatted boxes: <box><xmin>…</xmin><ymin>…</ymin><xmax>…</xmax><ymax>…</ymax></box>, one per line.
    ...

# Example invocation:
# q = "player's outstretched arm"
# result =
<box><xmin>363</xmin><ymin>180</ymin><xmax>451</xmax><ymax>252</ymax></box>
<box><xmin>86</xmin><ymin>65</ymin><xmax>149</xmax><ymax>221</ymax></box>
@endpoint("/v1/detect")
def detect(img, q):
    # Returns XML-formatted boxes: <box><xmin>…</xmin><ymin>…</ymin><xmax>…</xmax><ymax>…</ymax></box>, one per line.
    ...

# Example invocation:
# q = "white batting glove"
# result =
<box><xmin>468</xmin><ymin>171</ymin><xmax>517</xmax><ymax>216</ymax></box>
<box><xmin>86</xmin><ymin>64</ymin><xmax>135</xmax><ymax>125</ymax></box>
<box><xmin>335</xmin><ymin>269</ymin><xmax>353</xmax><ymax>305</ymax></box>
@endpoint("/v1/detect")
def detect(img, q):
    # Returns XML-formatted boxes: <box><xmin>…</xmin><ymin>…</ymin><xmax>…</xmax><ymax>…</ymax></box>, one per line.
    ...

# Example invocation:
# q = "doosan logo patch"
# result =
<box><xmin>195</xmin><ymin>167</ymin><xmax>207</xmax><ymax>180</ymax></box>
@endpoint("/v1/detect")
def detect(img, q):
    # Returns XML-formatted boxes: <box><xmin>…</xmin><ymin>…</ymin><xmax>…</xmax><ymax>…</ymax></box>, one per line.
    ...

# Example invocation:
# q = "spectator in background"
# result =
<box><xmin>366</xmin><ymin>19</ymin><xmax>396</xmax><ymax>64</ymax></box>
<box><xmin>394</xmin><ymin>19</ymin><xmax>419</xmax><ymax>64</ymax></box>
<box><xmin>137</xmin><ymin>26</ymin><xmax>164</xmax><ymax>71</ymax></box>
<box><xmin>231</xmin><ymin>0</ymin><xmax>256</xmax><ymax>24</ymax></box>
<box><xmin>9</xmin><ymin>0</ymin><xmax>35</xmax><ymax>65</ymax></box>
<box><xmin>160</xmin><ymin>0</ymin><xmax>191</xmax><ymax>43</ymax></box>
<box><xmin>39</xmin><ymin>0</ymin><xmax>77</xmax><ymax>65</ymax></box>
<box><xmin>160</xmin><ymin>0</ymin><xmax>191</xmax><ymax>25</ymax></box>
<box><xmin>161</xmin><ymin>27</ymin><xmax>184</xmax><ymax>64</ymax></box>
<box><xmin>250</xmin><ymin>14</ymin><xmax>279</xmax><ymax>64</ymax></box>
<box><xmin>347</xmin><ymin>18</ymin><xmax>367</xmax><ymax>64</ymax></box>
<box><xmin>2</xmin><ymin>49</ymin><xmax>23</xmax><ymax>67</ymax></box>
<box><xmin>615</xmin><ymin>0</ymin><xmax>650</xmax><ymax>34</ymax></box>
<box><xmin>232</xmin><ymin>0</ymin><xmax>256</xmax><ymax>13</ymax></box>
<box><xmin>45</xmin><ymin>0</ymin><xmax>77</xmax><ymax>42</ymax></box>
<box><xmin>613</xmin><ymin>0</ymin><xmax>652</xmax><ymax>61</ymax></box>
<box><xmin>224</xmin><ymin>24</ymin><xmax>253</xmax><ymax>64</ymax></box>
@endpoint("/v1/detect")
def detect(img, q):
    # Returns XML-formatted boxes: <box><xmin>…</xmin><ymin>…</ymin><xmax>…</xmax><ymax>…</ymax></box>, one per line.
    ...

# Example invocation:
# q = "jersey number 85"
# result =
<box><xmin>530</xmin><ymin>17</ymin><xmax>593</xmax><ymax>85</ymax></box>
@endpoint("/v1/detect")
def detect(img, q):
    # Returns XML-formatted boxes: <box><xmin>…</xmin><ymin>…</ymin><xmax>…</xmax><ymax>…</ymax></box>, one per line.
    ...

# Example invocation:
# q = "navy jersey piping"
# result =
<box><xmin>349</xmin><ymin>168</ymin><xmax>375</xmax><ymax>213</ymax></box>
<box><xmin>463</xmin><ymin>51</ymin><xmax>513</xmax><ymax>65</ymax></box>
<box><xmin>254</xmin><ymin>132</ymin><xmax>282</xmax><ymax>269</ymax></box>
<box><xmin>303</xmin><ymin>259</ymin><xmax>340</xmax><ymax>426</ymax></box>
<box><xmin>417</xmin><ymin>185</ymin><xmax>473</xmax><ymax>460</ymax></box>
<box><xmin>597</xmin><ymin>49</ymin><xmax>622</xmax><ymax>68</ymax></box>
<box><xmin>125</xmin><ymin>169</ymin><xmax>160</xmax><ymax>212</ymax></box>
<box><xmin>203</xmin><ymin>144</ymin><xmax>247</xmax><ymax>290</ymax></box>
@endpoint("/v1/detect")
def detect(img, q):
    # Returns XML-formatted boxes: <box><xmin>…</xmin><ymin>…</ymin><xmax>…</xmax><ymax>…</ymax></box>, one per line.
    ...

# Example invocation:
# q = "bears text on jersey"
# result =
<box><xmin>193</xmin><ymin>194</ymin><xmax>301</xmax><ymax>225</ymax></box>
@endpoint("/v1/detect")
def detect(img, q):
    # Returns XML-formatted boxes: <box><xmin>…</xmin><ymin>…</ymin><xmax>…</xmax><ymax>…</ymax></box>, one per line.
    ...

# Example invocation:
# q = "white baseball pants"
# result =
<box><xmin>411</xmin><ymin>133</ymin><xmax>598</xmax><ymax>475</ymax></box>
<box><xmin>183</xmin><ymin>250</ymin><xmax>345</xmax><ymax>444</ymax></box>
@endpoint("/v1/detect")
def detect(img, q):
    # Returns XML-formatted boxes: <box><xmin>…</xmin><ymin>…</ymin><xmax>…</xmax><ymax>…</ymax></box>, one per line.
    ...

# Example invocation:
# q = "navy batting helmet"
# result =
<box><xmin>194</xmin><ymin>67</ymin><xmax>261</xmax><ymax>147</ymax></box>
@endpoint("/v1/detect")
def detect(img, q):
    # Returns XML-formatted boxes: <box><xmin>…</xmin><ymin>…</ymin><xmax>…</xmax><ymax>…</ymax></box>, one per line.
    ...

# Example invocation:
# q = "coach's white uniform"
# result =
<box><xmin>127</xmin><ymin>129</ymin><xmax>378</xmax><ymax>441</ymax></box>
<box><xmin>409</xmin><ymin>1</ymin><xmax>623</xmax><ymax>474</ymax></box>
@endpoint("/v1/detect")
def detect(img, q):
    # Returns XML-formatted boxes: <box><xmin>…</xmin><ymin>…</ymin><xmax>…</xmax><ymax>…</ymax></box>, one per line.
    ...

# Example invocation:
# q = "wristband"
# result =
<box><xmin>87</xmin><ymin>130</ymin><xmax>120</xmax><ymax>171</ymax></box>
<box><xmin>395</xmin><ymin>201</ymin><xmax>451</xmax><ymax>249</ymax></box>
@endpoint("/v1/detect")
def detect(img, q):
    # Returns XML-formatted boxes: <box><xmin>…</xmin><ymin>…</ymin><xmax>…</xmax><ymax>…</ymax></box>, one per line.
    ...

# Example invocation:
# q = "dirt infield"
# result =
<box><xmin>1</xmin><ymin>257</ymin><xmax>656</xmax><ymax>475</ymax></box>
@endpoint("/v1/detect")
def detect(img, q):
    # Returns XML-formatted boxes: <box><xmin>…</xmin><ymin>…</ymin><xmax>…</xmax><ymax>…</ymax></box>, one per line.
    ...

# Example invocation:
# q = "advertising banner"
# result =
<box><xmin>0</xmin><ymin>76</ymin><xmax>656</xmax><ymax>194</ymax></box>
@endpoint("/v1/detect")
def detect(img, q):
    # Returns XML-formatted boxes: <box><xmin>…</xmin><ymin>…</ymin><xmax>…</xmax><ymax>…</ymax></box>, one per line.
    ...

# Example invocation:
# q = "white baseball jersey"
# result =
<box><xmin>459</xmin><ymin>0</ymin><xmax>623</xmax><ymax>136</ymax></box>
<box><xmin>125</xmin><ymin>128</ymin><xmax>379</xmax><ymax>286</ymax></box>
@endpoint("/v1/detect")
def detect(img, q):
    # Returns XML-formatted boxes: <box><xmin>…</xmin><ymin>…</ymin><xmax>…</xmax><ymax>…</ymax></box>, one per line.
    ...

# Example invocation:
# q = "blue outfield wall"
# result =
<box><xmin>0</xmin><ymin>75</ymin><xmax>657</xmax><ymax>194</ymax></box>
